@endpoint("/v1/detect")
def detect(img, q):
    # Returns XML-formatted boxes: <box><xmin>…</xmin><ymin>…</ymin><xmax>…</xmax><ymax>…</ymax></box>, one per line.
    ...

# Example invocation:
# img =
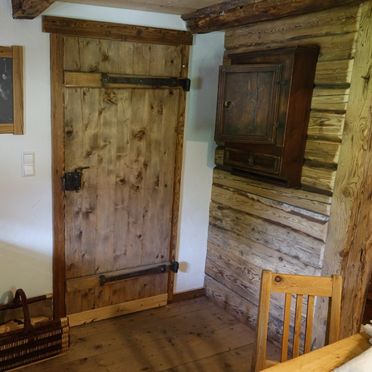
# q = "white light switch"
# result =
<box><xmin>22</xmin><ymin>152</ymin><xmax>35</xmax><ymax>177</ymax></box>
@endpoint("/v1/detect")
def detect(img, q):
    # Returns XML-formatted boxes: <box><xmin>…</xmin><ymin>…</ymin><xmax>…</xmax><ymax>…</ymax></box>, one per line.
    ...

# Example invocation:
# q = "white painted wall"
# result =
<box><xmin>0</xmin><ymin>1</ymin><xmax>224</xmax><ymax>302</ymax></box>
<box><xmin>175</xmin><ymin>33</ymin><xmax>224</xmax><ymax>293</ymax></box>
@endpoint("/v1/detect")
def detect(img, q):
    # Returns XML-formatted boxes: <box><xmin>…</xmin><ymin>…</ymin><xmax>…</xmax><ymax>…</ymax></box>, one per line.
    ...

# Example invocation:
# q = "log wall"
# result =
<box><xmin>205</xmin><ymin>4</ymin><xmax>363</xmax><ymax>345</ymax></box>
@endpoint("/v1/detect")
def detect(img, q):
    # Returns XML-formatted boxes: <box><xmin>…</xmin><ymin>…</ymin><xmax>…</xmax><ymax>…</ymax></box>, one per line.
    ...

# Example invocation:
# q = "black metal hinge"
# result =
<box><xmin>102</xmin><ymin>73</ymin><xmax>191</xmax><ymax>92</ymax></box>
<box><xmin>99</xmin><ymin>261</ymin><xmax>179</xmax><ymax>286</ymax></box>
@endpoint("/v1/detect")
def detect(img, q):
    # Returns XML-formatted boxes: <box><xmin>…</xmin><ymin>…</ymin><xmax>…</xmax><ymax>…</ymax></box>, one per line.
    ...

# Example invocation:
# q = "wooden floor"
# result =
<box><xmin>20</xmin><ymin>297</ymin><xmax>277</xmax><ymax>371</ymax></box>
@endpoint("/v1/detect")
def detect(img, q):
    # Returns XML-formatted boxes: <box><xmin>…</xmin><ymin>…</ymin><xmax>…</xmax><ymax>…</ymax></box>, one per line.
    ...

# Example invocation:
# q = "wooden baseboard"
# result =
<box><xmin>68</xmin><ymin>294</ymin><xmax>168</xmax><ymax>327</ymax></box>
<box><xmin>170</xmin><ymin>288</ymin><xmax>205</xmax><ymax>303</ymax></box>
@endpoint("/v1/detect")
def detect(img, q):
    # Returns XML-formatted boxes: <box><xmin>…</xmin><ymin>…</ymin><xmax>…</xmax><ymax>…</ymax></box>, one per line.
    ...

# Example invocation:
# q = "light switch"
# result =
<box><xmin>22</xmin><ymin>152</ymin><xmax>35</xmax><ymax>177</ymax></box>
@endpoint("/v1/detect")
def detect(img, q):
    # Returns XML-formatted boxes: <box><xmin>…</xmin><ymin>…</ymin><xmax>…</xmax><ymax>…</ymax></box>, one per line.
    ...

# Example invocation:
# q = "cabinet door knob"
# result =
<box><xmin>224</xmin><ymin>101</ymin><xmax>232</xmax><ymax>108</ymax></box>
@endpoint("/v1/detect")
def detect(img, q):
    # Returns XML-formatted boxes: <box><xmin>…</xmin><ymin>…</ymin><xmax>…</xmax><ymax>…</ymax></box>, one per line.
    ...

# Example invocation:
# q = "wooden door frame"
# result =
<box><xmin>47</xmin><ymin>16</ymin><xmax>192</xmax><ymax>319</ymax></box>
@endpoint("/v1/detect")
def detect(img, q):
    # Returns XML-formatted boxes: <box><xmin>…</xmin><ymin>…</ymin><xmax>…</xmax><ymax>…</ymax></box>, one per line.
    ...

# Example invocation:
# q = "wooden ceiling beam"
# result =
<box><xmin>12</xmin><ymin>0</ymin><xmax>55</xmax><ymax>19</ymax></box>
<box><xmin>182</xmin><ymin>0</ymin><xmax>364</xmax><ymax>33</ymax></box>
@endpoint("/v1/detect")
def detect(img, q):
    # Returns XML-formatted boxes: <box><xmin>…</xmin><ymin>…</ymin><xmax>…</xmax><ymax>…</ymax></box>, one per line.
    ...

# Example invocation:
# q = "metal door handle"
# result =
<box><xmin>224</xmin><ymin>101</ymin><xmax>232</xmax><ymax>108</ymax></box>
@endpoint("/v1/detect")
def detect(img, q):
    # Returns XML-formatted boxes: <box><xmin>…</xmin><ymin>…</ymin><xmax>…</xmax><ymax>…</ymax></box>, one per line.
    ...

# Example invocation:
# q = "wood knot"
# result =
<box><xmin>274</xmin><ymin>276</ymin><xmax>282</xmax><ymax>283</ymax></box>
<box><xmin>133</xmin><ymin>129</ymin><xmax>146</xmax><ymax>141</ymax></box>
<box><xmin>361</xmin><ymin>73</ymin><xmax>370</xmax><ymax>82</ymax></box>
<box><xmin>101</xmin><ymin>53</ymin><xmax>109</xmax><ymax>62</ymax></box>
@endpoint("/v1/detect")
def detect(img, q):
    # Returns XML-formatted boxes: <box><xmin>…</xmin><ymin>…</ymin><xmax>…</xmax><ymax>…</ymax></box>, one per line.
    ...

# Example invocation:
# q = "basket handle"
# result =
<box><xmin>13</xmin><ymin>289</ymin><xmax>33</xmax><ymax>333</ymax></box>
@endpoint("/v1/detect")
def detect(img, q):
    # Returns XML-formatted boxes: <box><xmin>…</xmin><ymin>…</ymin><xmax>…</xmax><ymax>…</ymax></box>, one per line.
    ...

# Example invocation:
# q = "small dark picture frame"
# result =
<box><xmin>0</xmin><ymin>46</ymin><xmax>24</xmax><ymax>135</ymax></box>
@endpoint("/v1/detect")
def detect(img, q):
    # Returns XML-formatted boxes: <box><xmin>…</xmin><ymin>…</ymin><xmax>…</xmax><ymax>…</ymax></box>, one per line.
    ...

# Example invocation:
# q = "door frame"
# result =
<box><xmin>46</xmin><ymin>16</ymin><xmax>192</xmax><ymax>319</ymax></box>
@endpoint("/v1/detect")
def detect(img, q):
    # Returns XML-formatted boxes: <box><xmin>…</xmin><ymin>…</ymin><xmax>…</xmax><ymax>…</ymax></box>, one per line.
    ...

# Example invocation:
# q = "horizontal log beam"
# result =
<box><xmin>43</xmin><ymin>16</ymin><xmax>193</xmax><ymax>46</ymax></box>
<box><xmin>182</xmin><ymin>0</ymin><xmax>363</xmax><ymax>33</ymax></box>
<box><xmin>12</xmin><ymin>0</ymin><xmax>55</xmax><ymax>19</ymax></box>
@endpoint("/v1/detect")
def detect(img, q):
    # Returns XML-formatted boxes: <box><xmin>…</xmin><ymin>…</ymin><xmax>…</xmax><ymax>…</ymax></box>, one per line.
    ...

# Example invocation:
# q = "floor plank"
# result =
<box><xmin>19</xmin><ymin>297</ymin><xmax>277</xmax><ymax>371</ymax></box>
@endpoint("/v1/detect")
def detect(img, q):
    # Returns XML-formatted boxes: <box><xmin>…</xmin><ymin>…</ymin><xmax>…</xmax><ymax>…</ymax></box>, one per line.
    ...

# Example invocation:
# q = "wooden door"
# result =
<box><xmin>50</xmin><ymin>22</ymin><xmax>190</xmax><ymax>321</ymax></box>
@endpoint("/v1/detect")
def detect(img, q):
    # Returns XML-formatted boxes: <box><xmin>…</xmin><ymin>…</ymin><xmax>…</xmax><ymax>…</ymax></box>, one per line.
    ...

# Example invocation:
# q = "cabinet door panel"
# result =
<box><xmin>216</xmin><ymin>64</ymin><xmax>282</xmax><ymax>144</ymax></box>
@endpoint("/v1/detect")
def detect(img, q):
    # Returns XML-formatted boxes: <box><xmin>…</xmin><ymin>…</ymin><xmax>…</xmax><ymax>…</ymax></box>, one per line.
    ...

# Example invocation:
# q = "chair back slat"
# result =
<box><xmin>292</xmin><ymin>294</ymin><xmax>303</xmax><ymax>358</ymax></box>
<box><xmin>254</xmin><ymin>270</ymin><xmax>342</xmax><ymax>372</ymax></box>
<box><xmin>280</xmin><ymin>293</ymin><xmax>291</xmax><ymax>362</ymax></box>
<box><xmin>304</xmin><ymin>295</ymin><xmax>315</xmax><ymax>353</ymax></box>
<box><xmin>254</xmin><ymin>270</ymin><xmax>272</xmax><ymax>372</ymax></box>
<box><xmin>328</xmin><ymin>275</ymin><xmax>342</xmax><ymax>343</ymax></box>
<box><xmin>271</xmin><ymin>273</ymin><xmax>333</xmax><ymax>296</ymax></box>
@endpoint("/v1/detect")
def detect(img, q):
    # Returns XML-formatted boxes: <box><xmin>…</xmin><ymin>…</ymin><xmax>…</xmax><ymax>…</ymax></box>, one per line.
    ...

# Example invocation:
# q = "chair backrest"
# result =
<box><xmin>254</xmin><ymin>270</ymin><xmax>342</xmax><ymax>372</ymax></box>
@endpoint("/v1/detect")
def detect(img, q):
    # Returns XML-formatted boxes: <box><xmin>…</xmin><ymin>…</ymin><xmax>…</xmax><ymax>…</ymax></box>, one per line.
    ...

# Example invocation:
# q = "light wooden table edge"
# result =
<box><xmin>263</xmin><ymin>333</ymin><xmax>371</xmax><ymax>371</ymax></box>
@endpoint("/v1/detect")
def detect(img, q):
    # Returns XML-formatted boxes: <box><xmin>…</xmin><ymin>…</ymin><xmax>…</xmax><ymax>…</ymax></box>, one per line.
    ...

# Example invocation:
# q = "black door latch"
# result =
<box><xmin>63</xmin><ymin>167</ymin><xmax>89</xmax><ymax>192</ymax></box>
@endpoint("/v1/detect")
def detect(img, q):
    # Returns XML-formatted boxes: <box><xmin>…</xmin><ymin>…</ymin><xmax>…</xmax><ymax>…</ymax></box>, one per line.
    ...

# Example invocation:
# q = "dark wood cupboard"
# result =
<box><xmin>215</xmin><ymin>46</ymin><xmax>319</xmax><ymax>187</ymax></box>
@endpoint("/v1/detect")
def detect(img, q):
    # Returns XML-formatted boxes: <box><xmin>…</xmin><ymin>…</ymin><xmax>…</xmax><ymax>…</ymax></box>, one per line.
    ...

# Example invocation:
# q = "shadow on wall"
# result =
<box><xmin>0</xmin><ymin>241</ymin><xmax>52</xmax><ymax>304</ymax></box>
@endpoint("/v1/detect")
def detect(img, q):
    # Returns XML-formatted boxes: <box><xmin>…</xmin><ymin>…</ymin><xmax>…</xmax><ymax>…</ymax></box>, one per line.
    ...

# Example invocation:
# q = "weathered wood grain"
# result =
<box><xmin>64</xmin><ymin>88</ymin><xmax>88</xmax><ymax>280</ymax></box>
<box><xmin>212</xmin><ymin>185</ymin><xmax>328</xmax><ymax>241</ymax></box>
<box><xmin>95</xmin><ymin>89</ymin><xmax>118</xmax><ymax>274</ymax></box>
<box><xmin>214</xmin><ymin>146</ymin><xmax>224</xmax><ymax>167</ymax></box>
<box><xmin>205</xmin><ymin>275</ymin><xmax>285</xmax><ymax>347</ymax></box>
<box><xmin>68</xmin><ymin>294</ymin><xmax>168</xmax><ymax>326</ymax></box>
<box><xmin>12</xmin><ymin>0</ymin><xmax>54</xmax><ymax>19</ymax></box>
<box><xmin>206</xmin><ymin>0</ymin><xmax>370</xmax><ymax>343</ymax></box>
<box><xmin>307</xmin><ymin>112</ymin><xmax>345</xmax><ymax>142</ymax></box>
<box><xmin>209</xmin><ymin>202</ymin><xmax>324</xmax><ymax>269</ymax></box>
<box><xmin>311</xmin><ymin>88</ymin><xmax>349</xmax><ymax>112</ymax></box>
<box><xmin>51</xmin><ymin>34</ymin><xmax>66</xmax><ymax>319</ymax></box>
<box><xmin>304</xmin><ymin>140</ymin><xmax>341</xmax><ymax>166</ymax></box>
<box><xmin>60</xmin><ymin>31</ymin><xmax>187</xmax><ymax>316</ymax></box>
<box><xmin>43</xmin><ymin>16</ymin><xmax>193</xmax><ymax>46</ymax></box>
<box><xmin>182</xmin><ymin>0</ymin><xmax>362</xmax><ymax>34</ymax></box>
<box><xmin>209</xmin><ymin>224</ymin><xmax>317</xmax><ymax>275</ymax></box>
<box><xmin>315</xmin><ymin>59</ymin><xmax>354</xmax><ymax>85</ymax></box>
<box><xmin>22</xmin><ymin>298</ymin><xmax>260</xmax><ymax>372</ymax></box>
<box><xmin>168</xmin><ymin>45</ymin><xmax>190</xmax><ymax>300</ymax></box>
<box><xmin>319</xmin><ymin>0</ymin><xmax>372</xmax><ymax>339</ymax></box>
<box><xmin>213</xmin><ymin>169</ymin><xmax>332</xmax><ymax>215</ymax></box>
<box><xmin>225</xmin><ymin>32</ymin><xmax>358</xmax><ymax>62</ymax></box>
<box><xmin>59</xmin><ymin>0</ymin><xmax>224</xmax><ymax>15</ymax></box>
<box><xmin>301</xmin><ymin>164</ymin><xmax>336</xmax><ymax>193</ymax></box>
<box><xmin>225</xmin><ymin>5</ymin><xmax>359</xmax><ymax>50</ymax></box>
<box><xmin>64</xmin><ymin>39</ymin><xmax>184</xmax><ymax>76</ymax></box>
<box><xmin>225</xmin><ymin>6</ymin><xmax>359</xmax><ymax>62</ymax></box>
<box><xmin>206</xmin><ymin>243</ymin><xmax>312</xmax><ymax>319</ymax></box>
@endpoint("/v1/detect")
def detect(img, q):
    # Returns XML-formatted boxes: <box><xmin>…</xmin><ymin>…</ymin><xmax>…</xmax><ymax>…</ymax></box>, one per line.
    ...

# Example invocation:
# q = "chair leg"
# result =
<box><xmin>251</xmin><ymin>343</ymin><xmax>257</xmax><ymax>372</ymax></box>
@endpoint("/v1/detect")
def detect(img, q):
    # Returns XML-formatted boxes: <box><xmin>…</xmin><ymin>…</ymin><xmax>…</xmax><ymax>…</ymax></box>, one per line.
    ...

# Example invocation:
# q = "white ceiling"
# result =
<box><xmin>59</xmin><ymin>0</ymin><xmax>221</xmax><ymax>15</ymax></box>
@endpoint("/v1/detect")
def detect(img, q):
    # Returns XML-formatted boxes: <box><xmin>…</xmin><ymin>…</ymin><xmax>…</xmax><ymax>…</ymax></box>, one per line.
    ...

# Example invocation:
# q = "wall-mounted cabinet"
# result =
<box><xmin>215</xmin><ymin>46</ymin><xmax>319</xmax><ymax>187</ymax></box>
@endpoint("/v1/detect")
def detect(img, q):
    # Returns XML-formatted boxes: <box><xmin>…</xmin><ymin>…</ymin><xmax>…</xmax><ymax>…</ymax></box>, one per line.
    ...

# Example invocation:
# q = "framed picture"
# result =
<box><xmin>0</xmin><ymin>46</ymin><xmax>24</xmax><ymax>135</ymax></box>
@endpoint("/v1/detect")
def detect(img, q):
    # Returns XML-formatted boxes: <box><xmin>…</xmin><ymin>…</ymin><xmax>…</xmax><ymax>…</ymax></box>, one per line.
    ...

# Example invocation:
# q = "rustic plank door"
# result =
<box><xmin>58</xmin><ymin>34</ymin><xmax>189</xmax><ymax>320</ymax></box>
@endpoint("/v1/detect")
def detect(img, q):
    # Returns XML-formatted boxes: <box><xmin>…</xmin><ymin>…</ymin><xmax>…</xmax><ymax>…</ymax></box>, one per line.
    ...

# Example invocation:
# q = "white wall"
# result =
<box><xmin>0</xmin><ymin>1</ymin><xmax>224</xmax><ymax>302</ymax></box>
<box><xmin>175</xmin><ymin>33</ymin><xmax>224</xmax><ymax>293</ymax></box>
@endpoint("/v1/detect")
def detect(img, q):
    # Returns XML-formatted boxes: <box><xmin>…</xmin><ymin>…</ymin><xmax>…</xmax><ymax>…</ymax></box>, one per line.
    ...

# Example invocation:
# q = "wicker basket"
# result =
<box><xmin>0</xmin><ymin>289</ymin><xmax>69</xmax><ymax>371</ymax></box>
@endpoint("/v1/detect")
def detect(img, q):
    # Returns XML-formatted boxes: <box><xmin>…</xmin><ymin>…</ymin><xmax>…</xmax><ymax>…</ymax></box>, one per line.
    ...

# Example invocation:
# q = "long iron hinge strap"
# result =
<box><xmin>99</xmin><ymin>261</ymin><xmax>179</xmax><ymax>286</ymax></box>
<box><xmin>102</xmin><ymin>73</ymin><xmax>191</xmax><ymax>92</ymax></box>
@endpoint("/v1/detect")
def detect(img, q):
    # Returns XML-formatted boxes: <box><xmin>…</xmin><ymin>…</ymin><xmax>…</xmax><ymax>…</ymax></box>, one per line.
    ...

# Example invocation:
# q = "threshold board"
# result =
<box><xmin>68</xmin><ymin>294</ymin><xmax>168</xmax><ymax>327</ymax></box>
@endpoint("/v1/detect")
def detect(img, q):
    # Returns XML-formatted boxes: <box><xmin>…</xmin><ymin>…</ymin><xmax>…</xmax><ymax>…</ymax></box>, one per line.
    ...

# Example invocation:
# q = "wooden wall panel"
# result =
<box><xmin>316</xmin><ymin>0</ymin><xmax>372</xmax><ymax>342</ymax></box>
<box><xmin>206</xmin><ymin>3</ymin><xmax>363</xmax><ymax>348</ymax></box>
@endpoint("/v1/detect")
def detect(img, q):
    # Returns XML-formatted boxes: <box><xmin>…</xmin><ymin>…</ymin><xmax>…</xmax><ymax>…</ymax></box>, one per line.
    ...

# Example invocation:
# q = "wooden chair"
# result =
<box><xmin>253</xmin><ymin>270</ymin><xmax>342</xmax><ymax>372</ymax></box>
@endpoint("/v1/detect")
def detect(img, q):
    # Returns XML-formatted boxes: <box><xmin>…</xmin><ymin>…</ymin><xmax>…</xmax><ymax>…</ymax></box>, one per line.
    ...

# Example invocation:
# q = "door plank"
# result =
<box><xmin>95</xmin><ymin>89</ymin><xmax>118</xmax><ymax>274</ymax></box>
<box><xmin>112</xmin><ymin>90</ymin><xmax>132</xmax><ymax>271</ymax></box>
<box><xmin>64</xmin><ymin>88</ymin><xmax>85</xmax><ymax>280</ymax></box>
